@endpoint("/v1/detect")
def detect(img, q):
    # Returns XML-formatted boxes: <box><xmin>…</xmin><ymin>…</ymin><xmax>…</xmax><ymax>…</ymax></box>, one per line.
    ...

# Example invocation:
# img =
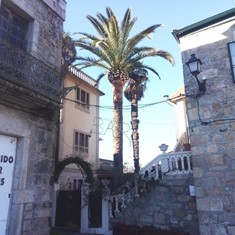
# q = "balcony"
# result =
<box><xmin>0</xmin><ymin>38</ymin><xmax>62</xmax><ymax>108</ymax></box>
<box><xmin>140</xmin><ymin>151</ymin><xmax>193</xmax><ymax>180</ymax></box>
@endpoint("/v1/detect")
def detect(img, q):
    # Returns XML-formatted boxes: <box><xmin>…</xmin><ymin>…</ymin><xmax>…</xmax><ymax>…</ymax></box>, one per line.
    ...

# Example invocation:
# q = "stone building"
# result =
<box><xmin>173</xmin><ymin>7</ymin><xmax>235</xmax><ymax>235</ymax></box>
<box><xmin>0</xmin><ymin>0</ymin><xmax>65</xmax><ymax>234</ymax></box>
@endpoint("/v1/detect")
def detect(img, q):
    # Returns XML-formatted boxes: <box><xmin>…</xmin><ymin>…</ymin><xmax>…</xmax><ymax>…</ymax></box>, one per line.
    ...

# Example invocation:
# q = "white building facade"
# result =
<box><xmin>58</xmin><ymin>66</ymin><xmax>104</xmax><ymax>188</ymax></box>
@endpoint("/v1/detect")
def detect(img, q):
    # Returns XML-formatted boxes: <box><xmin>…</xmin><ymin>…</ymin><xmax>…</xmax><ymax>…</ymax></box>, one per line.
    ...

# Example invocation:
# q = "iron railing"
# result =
<box><xmin>0</xmin><ymin>38</ymin><xmax>62</xmax><ymax>102</ymax></box>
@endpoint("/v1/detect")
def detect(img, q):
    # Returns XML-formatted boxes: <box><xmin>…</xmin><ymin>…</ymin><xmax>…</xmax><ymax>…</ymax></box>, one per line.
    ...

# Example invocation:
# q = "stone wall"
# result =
<box><xmin>0</xmin><ymin>0</ymin><xmax>65</xmax><ymax>234</ymax></box>
<box><xmin>0</xmin><ymin>104</ymin><xmax>59</xmax><ymax>235</ymax></box>
<box><xmin>5</xmin><ymin>0</ymin><xmax>65</xmax><ymax>69</ymax></box>
<box><xmin>178</xmin><ymin>16</ymin><xmax>235</xmax><ymax>235</ymax></box>
<box><xmin>111</xmin><ymin>174</ymin><xmax>199</xmax><ymax>235</ymax></box>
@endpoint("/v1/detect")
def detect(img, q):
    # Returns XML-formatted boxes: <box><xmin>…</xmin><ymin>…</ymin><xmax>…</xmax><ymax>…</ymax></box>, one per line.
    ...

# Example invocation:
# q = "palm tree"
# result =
<box><xmin>124</xmin><ymin>66</ymin><xmax>148</xmax><ymax>173</ymax></box>
<box><xmin>125</xmin><ymin>62</ymin><xmax>174</xmax><ymax>173</ymax></box>
<box><xmin>73</xmin><ymin>7</ymin><xmax>175</xmax><ymax>174</ymax></box>
<box><xmin>62</xmin><ymin>33</ymin><xmax>77</xmax><ymax>75</ymax></box>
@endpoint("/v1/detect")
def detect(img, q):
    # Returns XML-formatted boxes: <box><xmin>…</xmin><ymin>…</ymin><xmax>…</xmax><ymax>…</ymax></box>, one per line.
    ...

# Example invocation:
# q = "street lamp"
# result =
<box><xmin>186</xmin><ymin>54</ymin><xmax>206</xmax><ymax>93</ymax></box>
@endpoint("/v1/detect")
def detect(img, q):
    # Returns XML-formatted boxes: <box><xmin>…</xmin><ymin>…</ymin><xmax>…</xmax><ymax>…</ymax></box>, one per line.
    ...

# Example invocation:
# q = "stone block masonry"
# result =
<box><xmin>0</xmin><ymin>104</ymin><xmax>59</xmax><ymax>235</ymax></box>
<box><xmin>177</xmin><ymin>12</ymin><xmax>235</xmax><ymax>235</ymax></box>
<box><xmin>111</xmin><ymin>174</ymin><xmax>199</xmax><ymax>235</ymax></box>
<box><xmin>0</xmin><ymin>0</ymin><xmax>65</xmax><ymax>234</ymax></box>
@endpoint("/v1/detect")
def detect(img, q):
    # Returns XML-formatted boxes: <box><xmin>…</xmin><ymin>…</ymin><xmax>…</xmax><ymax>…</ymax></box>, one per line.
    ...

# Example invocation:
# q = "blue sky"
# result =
<box><xmin>64</xmin><ymin>1</ymin><xmax>235</xmax><ymax>166</ymax></box>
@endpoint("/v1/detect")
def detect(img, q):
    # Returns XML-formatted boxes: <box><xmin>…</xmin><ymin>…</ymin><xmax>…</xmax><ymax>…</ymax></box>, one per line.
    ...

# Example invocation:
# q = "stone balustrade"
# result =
<box><xmin>104</xmin><ymin>151</ymin><xmax>192</xmax><ymax>218</ymax></box>
<box><xmin>141</xmin><ymin>151</ymin><xmax>192</xmax><ymax>179</ymax></box>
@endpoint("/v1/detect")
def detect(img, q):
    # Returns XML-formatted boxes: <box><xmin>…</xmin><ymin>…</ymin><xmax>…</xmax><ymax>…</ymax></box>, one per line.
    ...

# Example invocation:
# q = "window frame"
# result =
<box><xmin>0</xmin><ymin>3</ymin><xmax>28</xmax><ymax>50</ymax></box>
<box><xmin>76</xmin><ymin>87</ymin><xmax>90</xmax><ymax>110</ymax></box>
<box><xmin>227</xmin><ymin>41</ymin><xmax>235</xmax><ymax>83</ymax></box>
<box><xmin>74</xmin><ymin>131</ymin><xmax>89</xmax><ymax>157</ymax></box>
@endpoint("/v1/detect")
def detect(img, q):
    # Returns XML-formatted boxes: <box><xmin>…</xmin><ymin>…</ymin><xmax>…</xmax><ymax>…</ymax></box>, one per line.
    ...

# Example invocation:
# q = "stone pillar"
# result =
<box><xmin>80</xmin><ymin>182</ymin><xmax>89</xmax><ymax>233</ymax></box>
<box><xmin>102</xmin><ymin>199</ymin><xmax>112</xmax><ymax>235</ymax></box>
<box><xmin>52</xmin><ymin>183</ymin><xmax>60</xmax><ymax>227</ymax></box>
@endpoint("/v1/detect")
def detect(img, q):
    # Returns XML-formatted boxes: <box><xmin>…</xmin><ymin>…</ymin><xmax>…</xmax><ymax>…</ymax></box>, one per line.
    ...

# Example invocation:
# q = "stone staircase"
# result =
<box><xmin>79</xmin><ymin>151</ymin><xmax>196</xmax><ymax>235</ymax></box>
<box><xmin>104</xmin><ymin>151</ymin><xmax>193</xmax><ymax>218</ymax></box>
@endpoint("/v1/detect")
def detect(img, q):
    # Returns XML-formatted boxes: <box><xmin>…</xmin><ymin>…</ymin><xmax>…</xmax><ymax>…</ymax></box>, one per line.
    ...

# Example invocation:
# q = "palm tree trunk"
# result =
<box><xmin>131</xmin><ymin>96</ymin><xmax>140</xmax><ymax>173</ymax></box>
<box><xmin>113</xmin><ymin>83</ymin><xmax>123</xmax><ymax>174</ymax></box>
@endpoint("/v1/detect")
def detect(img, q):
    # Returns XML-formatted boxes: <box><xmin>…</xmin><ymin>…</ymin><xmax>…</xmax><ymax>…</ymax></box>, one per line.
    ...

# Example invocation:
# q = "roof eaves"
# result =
<box><xmin>172</xmin><ymin>7</ymin><xmax>235</xmax><ymax>43</ymax></box>
<box><xmin>68</xmin><ymin>66</ymin><xmax>105</xmax><ymax>96</ymax></box>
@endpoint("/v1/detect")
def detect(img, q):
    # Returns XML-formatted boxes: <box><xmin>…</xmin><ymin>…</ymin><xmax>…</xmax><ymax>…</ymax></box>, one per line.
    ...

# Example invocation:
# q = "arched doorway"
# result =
<box><xmin>53</xmin><ymin>156</ymin><xmax>93</xmax><ymax>231</ymax></box>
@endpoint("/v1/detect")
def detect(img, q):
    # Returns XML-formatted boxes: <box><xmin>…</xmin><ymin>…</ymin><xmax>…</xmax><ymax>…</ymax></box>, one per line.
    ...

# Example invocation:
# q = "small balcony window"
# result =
<box><xmin>0</xmin><ymin>4</ymin><xmax>28</xmax><ymax>50</ymax></box>
<box><xmin>228</xmin><ymin>41</ymin><xmax>235</xmax><ymax>83</ymax></box>
<box><xmin>76</xmin><ymin>87</ymin><xmax>90</xmax><ymax>110</ymax></box>
<box><xmin>74</xmin><ymin>131</ymin><xmax>89</xmax><ymax>157</ymax></box>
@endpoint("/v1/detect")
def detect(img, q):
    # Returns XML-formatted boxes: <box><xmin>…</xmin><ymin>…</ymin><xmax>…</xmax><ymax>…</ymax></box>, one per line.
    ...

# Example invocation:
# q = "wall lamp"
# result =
<box><xmin>186</xmin><ymin>54</ymin><xmax>206</xmax><ymax>93</ymax></box>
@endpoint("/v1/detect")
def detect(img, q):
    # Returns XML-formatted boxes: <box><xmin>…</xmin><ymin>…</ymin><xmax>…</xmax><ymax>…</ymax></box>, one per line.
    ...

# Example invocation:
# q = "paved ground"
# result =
<box><xmin>53</xmin><ymin>228</ymin><xmax>104</xmax><ymax>235</ymax></box>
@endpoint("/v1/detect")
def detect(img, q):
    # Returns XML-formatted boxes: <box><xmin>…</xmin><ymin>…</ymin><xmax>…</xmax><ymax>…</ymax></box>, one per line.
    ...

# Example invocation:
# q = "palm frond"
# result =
<box><xmin>75</xmin><ymin>40</ymin><xmax>113</xmax><ymax>65</ymax></box>
<box><xmin>96</xmin><ymin>12</ymin><xmax>109</xmax><ymax>27</ymax></box>
<box><xmin>74</xmin><ymin>58</ymin><xmax>110</xmax><ymax>71</ymax></box>
<box><xmin>126</xmin><ymin>49</ymin><xmax>175</xmax><ymax>68</ymax></box>
<box><xmin>126</xmin><ymin>24</ymin><xmax>162</xmax><ymax>50</ymax></box>
<box><xmin>96</xmin><ymin>72</ymin><xmax>107</xmax><ymax>84</ymax></box>
<box><xmin>125</xmin><ymin>46</ymin><xmax>157</xmax><ymax>61</ymax></box>
<box><xmin>138</xmin><ymin>64</ymin><xmax>161</xmax><ymax>80</ymax></box>
<box><xmin>74</xmin><ymin>32</ymin><xmax>99</xmax><ymax>42</ymax></box>
<box><xmin>121</xmin><ymin>8</ymin><xmax>132</xmax><ymax>32</ymax></box>
<box><xmin>87</xmin><ymin>15</ymin><xmax>107</xmax><ymax>37</ymax></box>
<box><xmin>62</xmin><ymin>34</ymin><xmax>77</xmax><ymax>65</ymax></box>
<box><xmin>138</xmin><ymin>50</ymin><xmax>175</xmax><ymax>65</ymax></box>
<box><xmin>106</xmin><ymin>7</ymin><xmax>115</xmax><ymax>19</ymax></box>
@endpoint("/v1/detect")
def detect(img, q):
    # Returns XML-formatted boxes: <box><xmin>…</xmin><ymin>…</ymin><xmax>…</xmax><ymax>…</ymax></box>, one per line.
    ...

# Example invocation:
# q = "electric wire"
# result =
<box><xmin>189</xmin><ymin>94</ymin><xmax>235</xmax><ymax>126</ymax></box>
<box><xmin>63</xmin><ymin>93</ymin><xmax>235</xmax><ymax>126</ymax></box>
<box><xmin>63</xmin><ymin>93</ymin><xmax>184</xmax><ymax>111</ymax></box>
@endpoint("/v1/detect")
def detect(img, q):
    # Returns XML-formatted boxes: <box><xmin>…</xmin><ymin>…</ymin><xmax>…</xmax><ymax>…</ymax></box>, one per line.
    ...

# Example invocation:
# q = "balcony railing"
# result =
<box><xmin>140</xmin><ymin>151</ymin><xmax>192</xmax><ymax>180</ymax></box>
<box><xmin>0</xmin><ymin>38</ymin><xmax>62</xmax><ymax>102</ymax></box>
<box><xmin>100</xmin><ymin>151</ymin><xmax>193</xmax><ymax>219</ymax></box>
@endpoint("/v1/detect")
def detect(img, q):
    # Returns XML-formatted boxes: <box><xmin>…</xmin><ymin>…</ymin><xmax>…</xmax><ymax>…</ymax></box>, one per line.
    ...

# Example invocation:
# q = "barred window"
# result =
<box><xmin>76</xmin><ymin>88</ymin><xmax>90</xmax><ymax>110</ymax></box>
<box><xmin>74</xmin><ymin>131</ymin><xmax>89</xmax><ymax>157</ymax></box>
<box><xmin>0</xmin><ymin>4</ymin><xmax>28</xmax><ymax>49</ymax></box>
<box><xmin>228</xmin><ymin>41</ymin><xmax>235</xmax><ymax>83</ymax></box>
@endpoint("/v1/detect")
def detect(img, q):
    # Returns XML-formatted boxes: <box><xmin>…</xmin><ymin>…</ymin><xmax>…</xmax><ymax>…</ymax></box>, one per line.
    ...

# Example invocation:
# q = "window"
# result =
<box><xmin>74</xmin><ymin>131</ymin><xmax>89</xmax><ymax>157</ymax></box>
<box><xmin>76</xmin><ymin>88</ymin><xmax>90</xmax><ymax>110</ymax></box>
<box><xmin>228</xmin><ymin>41</ymin><xmax>235</xmax><ymax>83</ymax></box>
<box><xmin>0</xmin><ymin>4</ymin><xmax>28</xmax><ymax>49</ymax></box>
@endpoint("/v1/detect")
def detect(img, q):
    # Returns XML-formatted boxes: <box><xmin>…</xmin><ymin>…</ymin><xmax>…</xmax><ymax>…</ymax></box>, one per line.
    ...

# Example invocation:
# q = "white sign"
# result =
<box><xmin>0</xmin><ymin>135</ymin><xmax>17</xmax><ymax>235</ymax></box>
<box><xmin>189</xmin><ymin>185</ymin><xmax>196</xmax><ymax>196</ymax></box>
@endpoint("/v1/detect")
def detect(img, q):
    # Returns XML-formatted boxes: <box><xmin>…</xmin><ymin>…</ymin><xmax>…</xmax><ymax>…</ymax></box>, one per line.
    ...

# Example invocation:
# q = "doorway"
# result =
<box><xmin>0</xmin><ymin>134</ymin><xmax>17</xmax><ymax>235</ymax></box>
<box><xmin>55</xmin><ymin>190</ymin><xmax>81</xmax><ymax>229</ymax></box>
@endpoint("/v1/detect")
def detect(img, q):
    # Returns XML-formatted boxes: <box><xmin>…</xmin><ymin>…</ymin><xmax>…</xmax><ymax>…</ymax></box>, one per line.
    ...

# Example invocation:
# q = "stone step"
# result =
<box><xmin>52</xmin><ymin>228</ymin><xmax>104</xmax><ymax>235</ymax></box>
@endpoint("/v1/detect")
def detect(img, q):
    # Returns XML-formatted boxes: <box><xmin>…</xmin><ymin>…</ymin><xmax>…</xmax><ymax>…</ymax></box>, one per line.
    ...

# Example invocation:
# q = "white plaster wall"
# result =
<box><xmin>179</xmin><ymin>19</ymin><xmax>235</xmax><ymax>52</ymax></box>
<box><xmin>59</xmin><ymin>74</ymin><xmax>101</xmax><ymax>170</ymax></box>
